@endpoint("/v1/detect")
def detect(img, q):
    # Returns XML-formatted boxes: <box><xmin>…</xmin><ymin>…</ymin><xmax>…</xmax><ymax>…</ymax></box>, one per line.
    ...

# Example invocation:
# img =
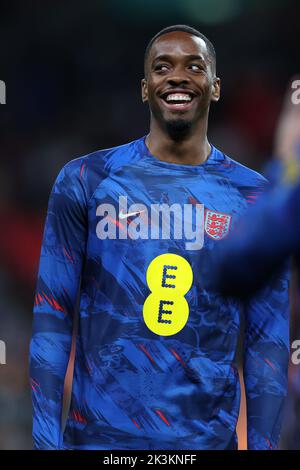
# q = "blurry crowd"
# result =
<box><xmin>0</xmin><ymin>1</ymin><xmax>299</xmax><ymax>449</ymax></box>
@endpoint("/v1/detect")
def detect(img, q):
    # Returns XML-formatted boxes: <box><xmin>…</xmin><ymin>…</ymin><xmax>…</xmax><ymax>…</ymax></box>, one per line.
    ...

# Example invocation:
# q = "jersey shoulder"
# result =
<box><xmin>54</xmin><ymin>138</ymin><xmax>142</xmax><ymax>203</ymax></box>
<box><xmin>64</xmin><ymin>137</ymin><xmax>140</xmax><ymax>177</ymax></box>
<box><xmin>214</xmin><ymin>147</ymin><xmax>268</xmax><ymax>190</ymax></box>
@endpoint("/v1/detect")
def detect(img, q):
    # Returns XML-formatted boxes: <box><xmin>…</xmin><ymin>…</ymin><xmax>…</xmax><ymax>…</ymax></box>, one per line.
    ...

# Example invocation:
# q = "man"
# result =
<box><xmin>30</xmin><ymin>24</ymin><xmax>289</xmax><ymax>450</ymax></box>
<box><xmin>211</xmin><ymin>79</ymin><xmax>300</xmax><ymax>299</ymax></box>
<box><xmin>209</xmin><ymin>79</ymin><xmax>300</xmax><ymax>450</ymax></box>
<box><xmin>211</xmin><ymin>178</ymin><xmax>300</xmax><ymax>299</ymax></box>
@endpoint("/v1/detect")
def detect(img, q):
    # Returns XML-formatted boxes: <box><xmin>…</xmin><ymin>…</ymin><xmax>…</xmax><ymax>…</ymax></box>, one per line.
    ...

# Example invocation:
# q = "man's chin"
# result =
<box><xmin>164</xmin><ymin>118</ymin><xmax>193</xmax><ymax>140</ymax></box>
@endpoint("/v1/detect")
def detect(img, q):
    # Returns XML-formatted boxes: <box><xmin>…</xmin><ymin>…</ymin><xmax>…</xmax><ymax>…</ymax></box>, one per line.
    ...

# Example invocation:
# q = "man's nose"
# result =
<box><xmin>167</xmin><ymin>70</ymin><xmax>190</xmax><ymax>86</ymax></box>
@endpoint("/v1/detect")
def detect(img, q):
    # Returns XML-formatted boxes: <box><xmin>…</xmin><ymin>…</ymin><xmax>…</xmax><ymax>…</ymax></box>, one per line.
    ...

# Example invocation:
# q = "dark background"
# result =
<box><xmin>0</xmin><ymin>0</ymin><xmax>299</xmax><ymax>449</ymax></box>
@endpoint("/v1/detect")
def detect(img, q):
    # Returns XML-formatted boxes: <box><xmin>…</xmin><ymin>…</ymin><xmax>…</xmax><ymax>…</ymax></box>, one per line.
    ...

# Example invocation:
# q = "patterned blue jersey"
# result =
<box><xmin>29</xmin><ymin>136</ymin><xmax>289</xmax><ymax>450</ymax></box>
<box><xmin>212</xmin><ymin>164</ymin><xmax>300</xmax><ymax>299</ymax></box>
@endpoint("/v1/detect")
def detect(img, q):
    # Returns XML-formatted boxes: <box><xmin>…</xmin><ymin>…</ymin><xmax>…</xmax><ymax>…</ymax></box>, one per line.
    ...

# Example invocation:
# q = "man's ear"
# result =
<box><xmin>141</xmin><ymin>78</ymin><xmax>148</xmax><ymax>103</ymax></box>
<box><xmin>211</xmin><ymin>77</ymin><xmax>221</xmax><ymax>103</ymax></box>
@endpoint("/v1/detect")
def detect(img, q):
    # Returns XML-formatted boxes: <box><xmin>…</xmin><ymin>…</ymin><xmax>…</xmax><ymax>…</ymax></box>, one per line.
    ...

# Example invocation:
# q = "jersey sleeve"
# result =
<box><xmin>210</xmin><ymin>182</ymin><xmax>297</xmax><ymax>449</ymax></box>
<box><xmin>214</xmin><ymin>181</ymin><xmax>300</xmax><ymax>298</ymax></box>
<box><xmin>243</xmin><ymin>273</ymin><xmax>290</xmax><ymax>449</ymax></box>
<box><xmin>29</xmin><ymin>160</ymin><xmax>87</xmax><ymax>449</ymax></box>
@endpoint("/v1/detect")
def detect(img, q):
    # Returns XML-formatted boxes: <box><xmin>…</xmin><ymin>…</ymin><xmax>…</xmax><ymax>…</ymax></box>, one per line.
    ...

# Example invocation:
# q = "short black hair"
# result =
<box><xmin>144</xmin><ymin>24</ymin><xmax>216</xmax><ymax>76</ymax></box>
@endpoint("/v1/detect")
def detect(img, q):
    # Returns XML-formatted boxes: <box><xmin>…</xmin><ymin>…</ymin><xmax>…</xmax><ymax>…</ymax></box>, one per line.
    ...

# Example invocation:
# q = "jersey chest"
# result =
<box><xmin>87</xmin><ymin>166</ymin><xmax>249</xmax><ymax>251</ymax></box>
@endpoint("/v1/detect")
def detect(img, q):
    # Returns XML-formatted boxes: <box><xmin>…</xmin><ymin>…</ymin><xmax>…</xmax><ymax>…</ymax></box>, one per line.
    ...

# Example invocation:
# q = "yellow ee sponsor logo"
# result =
<box><xmin>143</xmin><ymin>253</ymin><xmax>193</xmax><ymax>336</ymax></box>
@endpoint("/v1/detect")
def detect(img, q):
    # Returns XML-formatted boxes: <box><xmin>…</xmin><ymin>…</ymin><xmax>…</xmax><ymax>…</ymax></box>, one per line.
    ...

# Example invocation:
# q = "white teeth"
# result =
<box><xmin>166</xmin><ymin>93</ymin><xmax>192</xmax><ymax>102</ymax></box>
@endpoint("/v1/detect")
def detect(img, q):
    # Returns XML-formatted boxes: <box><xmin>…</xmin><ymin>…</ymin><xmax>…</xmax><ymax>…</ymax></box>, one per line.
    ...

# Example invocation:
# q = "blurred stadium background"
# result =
<box><xmin>0</xmin><ymin>0</ymin><xmax>299</xmax><ymax>449</ymax></box>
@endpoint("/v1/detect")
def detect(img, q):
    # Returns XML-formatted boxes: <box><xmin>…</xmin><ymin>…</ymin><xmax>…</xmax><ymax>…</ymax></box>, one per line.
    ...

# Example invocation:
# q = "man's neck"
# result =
<box><xmin>145</xmin><ymin>120</ymin><xmax>211</xmax><ymax>166</ymax></box>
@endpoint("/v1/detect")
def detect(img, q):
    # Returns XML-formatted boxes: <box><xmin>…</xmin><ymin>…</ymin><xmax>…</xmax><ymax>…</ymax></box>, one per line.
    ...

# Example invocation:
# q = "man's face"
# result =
<box><xmin>141</xmin><ymin>31</ymin><xmax>220</xmax><ymax>134</ymax></box>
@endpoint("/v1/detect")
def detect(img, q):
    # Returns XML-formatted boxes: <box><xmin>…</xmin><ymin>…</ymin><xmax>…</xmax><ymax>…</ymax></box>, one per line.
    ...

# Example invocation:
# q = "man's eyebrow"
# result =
<box><xmin>152</xmin><ymin>54</ymin><xmax>207</xmax><ymax>64</ymax></box>
<box><xmin>186</xmin><ymin>54</ymin><xmax>206</xmax><ymax>62</ymax></box>
<box><xmin>151</xmin><ymin>54</ymin><xmax>172</xmax><ymax>64</ymax></box>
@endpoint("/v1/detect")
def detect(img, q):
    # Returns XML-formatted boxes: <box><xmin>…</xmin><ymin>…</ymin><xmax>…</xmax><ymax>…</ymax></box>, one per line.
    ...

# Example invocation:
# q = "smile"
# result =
<box><xmin>160</xmin><ymin>91</ymin><xmax>196</xmax><ymax>111</ymax></box>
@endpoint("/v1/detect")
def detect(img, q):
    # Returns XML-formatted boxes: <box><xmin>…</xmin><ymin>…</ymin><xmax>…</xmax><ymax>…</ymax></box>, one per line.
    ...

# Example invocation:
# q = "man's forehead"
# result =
<box><xmin>149</xmin><ymin>31</ymin><xmax>208</xmax><ymax>62</ymax></box>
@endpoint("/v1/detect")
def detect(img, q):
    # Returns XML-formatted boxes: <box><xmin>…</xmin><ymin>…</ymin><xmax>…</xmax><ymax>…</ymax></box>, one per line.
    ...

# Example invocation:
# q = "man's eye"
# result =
<box><xmin>189</xmin><ymin>64</ymin><xmax>203</xmax><ymax>71</ymax></box>
<box><xmin>154</xmin><ymin>64</ymin><xmax>169</xmax><ymax>71</ymax></box>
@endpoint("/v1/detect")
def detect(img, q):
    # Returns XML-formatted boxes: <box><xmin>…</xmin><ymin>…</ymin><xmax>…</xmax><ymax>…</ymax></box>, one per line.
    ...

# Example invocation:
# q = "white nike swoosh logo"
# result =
<box><xmin>119</xmin><ymin>210</ymin><xmax>145</xmax><ymax>219</ymax></box>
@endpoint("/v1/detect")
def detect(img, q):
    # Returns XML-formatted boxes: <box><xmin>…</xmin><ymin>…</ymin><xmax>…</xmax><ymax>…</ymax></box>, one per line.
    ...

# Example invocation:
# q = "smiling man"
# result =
<box><xmin>142</xmin><ymin>27</ymin><xmax>219</xmax><ymax>161</ymax></box>
<box><xmin>30</xmin><ymin>25</ymin><xmax>289</xmax><ymax>450</ymax></box>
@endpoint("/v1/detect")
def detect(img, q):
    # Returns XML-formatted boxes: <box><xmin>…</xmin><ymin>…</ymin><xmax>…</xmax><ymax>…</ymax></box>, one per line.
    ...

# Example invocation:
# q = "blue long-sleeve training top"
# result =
<box><xmin>212</xmin><ymin>162</ymin><xmax>300</xmax><ymax>299</ymax></box>
<box><xmin>30</xmin><ymin>136</ymin><xmax>289</xmax><ymax>450</ymax></box>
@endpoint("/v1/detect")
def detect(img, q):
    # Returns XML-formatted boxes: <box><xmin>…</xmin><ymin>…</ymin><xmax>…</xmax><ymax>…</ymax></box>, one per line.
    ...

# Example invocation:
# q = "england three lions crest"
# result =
<box><xmin>205</xmin><ymin>210</ymin><xmax>232</xmax><ymax>240</ymax></box>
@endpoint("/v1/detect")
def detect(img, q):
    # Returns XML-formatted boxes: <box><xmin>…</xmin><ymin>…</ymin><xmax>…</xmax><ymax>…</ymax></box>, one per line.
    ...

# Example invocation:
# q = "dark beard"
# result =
<box><xmin>164</xmin><ymin>118</ymin><xmax>193</xmax><ymax>141</ymax></box>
